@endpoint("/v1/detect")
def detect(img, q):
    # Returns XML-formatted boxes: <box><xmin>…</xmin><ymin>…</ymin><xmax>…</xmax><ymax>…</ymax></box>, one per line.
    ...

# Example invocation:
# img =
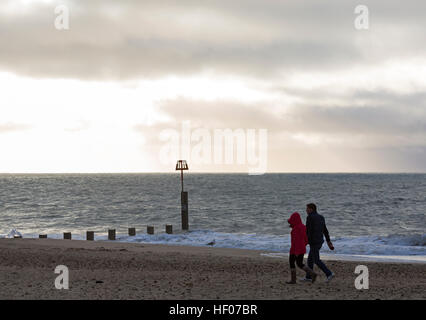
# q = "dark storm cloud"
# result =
<box><xmin>1</xmin><ymin>0</ymin><xmax>426</xmax><ymax>80</ymax></box>
<box><xmin>135</xmin><ymin>94</ymin><xmax>426</xmax><ymax>171</ymax></box>
<box><xmin>150</xmin><ymin>89</ymin><xmax>426</xmax><ymax>138</ymax></box>
<box><xmin>289</xmin><ymin>91</ymin><xmax>426</xmax><ymax>136</ymax></box>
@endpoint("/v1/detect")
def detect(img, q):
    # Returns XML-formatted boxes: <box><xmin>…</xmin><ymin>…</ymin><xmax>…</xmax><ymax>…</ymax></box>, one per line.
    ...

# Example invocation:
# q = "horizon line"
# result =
<box><xmin>0</xmin><ymin>171</ymin><xmax>425</xmax><ymax>175</ymax></box>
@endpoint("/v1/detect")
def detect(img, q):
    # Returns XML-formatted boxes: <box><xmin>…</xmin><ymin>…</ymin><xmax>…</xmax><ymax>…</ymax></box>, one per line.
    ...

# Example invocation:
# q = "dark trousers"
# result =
<box><xmin>306</xmin><ymin>244</ymin><xmax>332</xmax><ymax>278</ymax></box>
<box><xmin>289</xmin><ymin>254</ymin><xmax>305</xmax><ymax>269</ymax></box>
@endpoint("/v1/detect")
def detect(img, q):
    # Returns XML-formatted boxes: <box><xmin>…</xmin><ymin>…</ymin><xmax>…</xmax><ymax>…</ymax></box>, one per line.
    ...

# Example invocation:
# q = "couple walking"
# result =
<box><xmin>286</xmin><ymin>203</ymin><xmax>335</xmax><ymax>284</ymax></box>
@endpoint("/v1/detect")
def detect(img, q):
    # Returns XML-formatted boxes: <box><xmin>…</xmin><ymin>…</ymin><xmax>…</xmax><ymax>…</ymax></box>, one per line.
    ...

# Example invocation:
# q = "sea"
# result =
<box><xmin>0</xmin><ymin>173</ymin><xmax>425</xmax><ymax>263</ymax></box>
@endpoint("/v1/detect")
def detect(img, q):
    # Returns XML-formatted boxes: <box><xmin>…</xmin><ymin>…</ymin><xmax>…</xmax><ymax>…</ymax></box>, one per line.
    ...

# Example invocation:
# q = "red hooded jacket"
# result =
<box><xmin>288</xmin><ymin>212</ymin><xmax>308</xmax><ymax>255</ymax></box>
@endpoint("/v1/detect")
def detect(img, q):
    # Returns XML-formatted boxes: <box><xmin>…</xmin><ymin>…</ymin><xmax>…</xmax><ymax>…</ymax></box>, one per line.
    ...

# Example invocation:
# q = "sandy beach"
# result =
<box><xmin>0</xmin><ymin>238</ymin><xmax>424</xmax><ymax>300</ymax></box>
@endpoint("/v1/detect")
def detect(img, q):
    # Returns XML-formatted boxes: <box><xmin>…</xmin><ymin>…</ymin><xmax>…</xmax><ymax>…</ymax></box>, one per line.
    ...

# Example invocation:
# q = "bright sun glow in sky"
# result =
<box><xmin>0</xmin><ymin>72</ymin><xmax>279</xmax><ymax>173</ymax></box>
<box><xmin>1</xmin><ymin>0</ymin><xmax>426</xmax><ymax>173</ymax></box>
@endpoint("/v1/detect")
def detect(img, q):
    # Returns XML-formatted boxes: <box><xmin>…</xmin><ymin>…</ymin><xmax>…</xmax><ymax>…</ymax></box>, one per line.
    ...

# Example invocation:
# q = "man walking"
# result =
<box><xmin>302</xmin><ymin>203</ymin><xmax>335</xmax><ymax>283</ymax></box>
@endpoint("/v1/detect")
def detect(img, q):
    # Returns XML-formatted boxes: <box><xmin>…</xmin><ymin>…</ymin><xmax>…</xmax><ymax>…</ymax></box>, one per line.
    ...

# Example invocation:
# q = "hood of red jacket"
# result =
<box><xmin>288</xmin><ymin>212</ymin><xmax>303</xmax><ymax>228</ymax></box>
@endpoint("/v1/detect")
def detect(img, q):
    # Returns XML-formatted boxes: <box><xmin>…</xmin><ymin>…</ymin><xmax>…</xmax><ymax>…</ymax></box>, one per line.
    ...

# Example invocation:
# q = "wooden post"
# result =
<box><xmin>63</xmin><ymin>232</ymin><xmax>72</xmax><ymax>240</ymax></box>
<box><xmin>166</xmin><ymin>224</ymin><xmax>173</xmax><ymax>234</ymax></box>
<box><xmin>181</xmin><ymin>191</ymin><xmax>189</xmax><ymax>230</ymax></box>
<box><xmin>181</xmin><ymin>170</ymin><xmax>184</xmax><ymax>193</ymax></box>
<box><xmin>108</xmin><ymin>229</ymin><xmax>116</xmax><ymax>240</ymax></box>
<box><xmin>128</xmin><ymin>228</ymin><xmax>136</xmax><ymax>236</ymax></box>
<box><xmin>147</xmin><ymin>226</ymin><xmax>154</xmax><ymax>235</ymax></box>
<box><xmin>86</xmin><ymin>231</ymin><xmax>94</xmax><ymax>241</ymax></box>
<box><xmin>176</xmin><ymin>160</ymin><xmax>189</xmax><ymax>231</ymax></box>
<box><xmin>39</xmin><ymin>234</ymin><xmax>47</xmax><ymax>239</ymax></box>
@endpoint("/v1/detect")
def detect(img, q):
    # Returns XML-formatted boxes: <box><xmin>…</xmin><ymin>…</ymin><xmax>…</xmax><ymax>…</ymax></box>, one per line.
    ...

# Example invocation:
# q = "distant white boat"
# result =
<box><xmin>7</xmin><ymin>229</ymin><xmax>22</xmax><ymax>239</ymax></box>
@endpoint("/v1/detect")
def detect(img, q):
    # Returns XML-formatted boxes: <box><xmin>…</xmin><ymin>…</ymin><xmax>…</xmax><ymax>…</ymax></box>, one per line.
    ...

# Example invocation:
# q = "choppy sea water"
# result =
<box><xmin>0</xmin><ymin>173</ymin><xmax>425</xmax><ymax>262</ymax></box>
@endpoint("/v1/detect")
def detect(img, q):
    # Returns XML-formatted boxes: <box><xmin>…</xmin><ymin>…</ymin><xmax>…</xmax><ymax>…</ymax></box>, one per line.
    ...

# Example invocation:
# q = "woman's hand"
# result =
<box><xmin>327</xmin><ymin>241</ymin><xmax>334</xmax><ymax>250</ymax></box>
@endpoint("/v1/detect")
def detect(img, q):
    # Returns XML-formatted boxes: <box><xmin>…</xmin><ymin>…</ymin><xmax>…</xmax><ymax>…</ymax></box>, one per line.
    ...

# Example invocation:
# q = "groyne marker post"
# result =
<box><xmin>176</xmin><ymin>160</ymin><xmax>189</xmax><ymax>230</ymax></box>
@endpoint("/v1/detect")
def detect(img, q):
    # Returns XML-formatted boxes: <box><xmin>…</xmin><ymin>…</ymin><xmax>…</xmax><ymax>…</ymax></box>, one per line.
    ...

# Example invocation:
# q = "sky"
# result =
<box><xmin>0</xmin><ymin>0</ymin><xmax>425</xmax><ymax>173</ymax></box>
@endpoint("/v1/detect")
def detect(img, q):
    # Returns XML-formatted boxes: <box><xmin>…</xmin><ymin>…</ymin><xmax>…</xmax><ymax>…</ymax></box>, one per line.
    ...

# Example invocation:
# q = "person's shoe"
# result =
<box><xmin>325</xmin><ymin>272</ymin><xmax>335</xmax><ymax>283</ymax></box>
<box><xmin>302</xmin><ymin>266</ymin><xmax>317</xmax><ymax>284</ymax></box>
<box><xmin>299</xmin><ymin>277</ymin><xmax>312</xmax><ymax>283</ymax></box>
<box><xmin>286</xmin><ymin>268</ymin><xmax>297</xmax><ymax>284</ymax></box>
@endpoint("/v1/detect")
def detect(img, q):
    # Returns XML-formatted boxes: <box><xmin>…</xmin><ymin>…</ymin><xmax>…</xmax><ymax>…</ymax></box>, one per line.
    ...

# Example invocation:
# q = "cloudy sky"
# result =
<box><xmin>0</xmin><ymin>0</ymin><xmax>425</xmax><ymax>173</ymax></box>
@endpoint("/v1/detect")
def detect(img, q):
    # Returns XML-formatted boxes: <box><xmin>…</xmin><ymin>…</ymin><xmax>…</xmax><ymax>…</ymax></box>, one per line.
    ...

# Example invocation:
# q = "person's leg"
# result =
<box><xmin>311</xmin><ymin>244</ymin><xmax>332</xmax><ymax>277</ymax></box>
<box><xmin>307</xmin><ymin>248</ymin><xmax>314</xmax><ymax>269</ymax></box>
<box><xmin>289</xmin><ymin>254</ymin><xmax>296</xmax><ymax>269</ymax></box>
<box><xmin>295</xmin><ymin>254</ymin><xmax>305</xmax><ymax>270</ymax></box>
<box><xmin>304</xmin><ymin>247</ymin><xmax>314</xmax><ymax>279</ymax></box>
<box><xmin>297</xmin><ymin>253</ymin><xmax>317</xmax><ymax>283</ymax></box>
<box><xmin>286</xmin><ymin>254</ymin><xmax>297</xmax><ymax>284</ymax></box>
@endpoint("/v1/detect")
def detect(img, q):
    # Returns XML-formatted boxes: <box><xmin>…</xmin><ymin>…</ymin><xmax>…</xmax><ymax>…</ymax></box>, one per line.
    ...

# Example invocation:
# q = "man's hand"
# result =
<box><xmin>327</xmin><ymin>241</ymin><xmax>334</xmax><ymax>250</ymax></box>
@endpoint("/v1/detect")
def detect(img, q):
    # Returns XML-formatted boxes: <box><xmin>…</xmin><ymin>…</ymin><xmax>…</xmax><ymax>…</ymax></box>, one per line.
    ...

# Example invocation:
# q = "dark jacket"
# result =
<box><xmin>306</xmin><ymin>211</ymin><xmax>331</xmax><ymax>245</ymax></box>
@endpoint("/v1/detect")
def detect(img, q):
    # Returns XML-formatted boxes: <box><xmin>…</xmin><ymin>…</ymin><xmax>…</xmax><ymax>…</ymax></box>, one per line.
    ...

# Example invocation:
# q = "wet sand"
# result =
<box><xmin>0</xmin><ymin>238</ymin><xmax>424</xmax><ymax>299</ymax></box>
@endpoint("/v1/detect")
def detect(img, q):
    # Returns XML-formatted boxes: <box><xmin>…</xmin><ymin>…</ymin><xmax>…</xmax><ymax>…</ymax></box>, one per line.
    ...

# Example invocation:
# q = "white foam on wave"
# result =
<box><xmin>116</xmin><ymin>230</ymin><xmax>426</xmax><ymax>261</ymax></box>
<box><xmin>326</xmin><ymin>234</ymin><xmax>426</xmax><ymax>256</ymax></box>
<box><xmin>261</xmin><ymin>252</ymin><xmax>426</xmax><ymax>264</ymax></box>
<box><xmin>5</xmin><ymin>229</ymin><xmax>22</xmax><ymax>239</ymax></box>
<box><xmin>2</xmin><ymin>229</ymin><xmax>425</xmax><ymax>263</ymax></box>
<box><xmin>117</xmin><ymin>229</ymin><xmax>289</xmax><ymax>252</ymax></box>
